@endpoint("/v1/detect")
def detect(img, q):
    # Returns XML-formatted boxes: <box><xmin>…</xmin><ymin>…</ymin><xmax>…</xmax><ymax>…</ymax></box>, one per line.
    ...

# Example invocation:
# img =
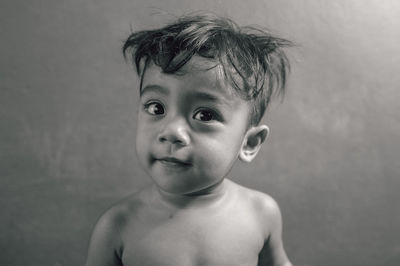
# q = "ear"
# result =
<box><xmin>239</xmin><ymin>125</ymin><xmax>269</xmax><ymax>163</ymax></box>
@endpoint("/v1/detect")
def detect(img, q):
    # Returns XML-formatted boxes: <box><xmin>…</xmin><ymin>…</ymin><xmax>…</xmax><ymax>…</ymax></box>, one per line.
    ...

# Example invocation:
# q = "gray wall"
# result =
<box><xmin>1</xmin><ymin>0</ymin><xmax>399</xmax><ymax>265</ymax></box>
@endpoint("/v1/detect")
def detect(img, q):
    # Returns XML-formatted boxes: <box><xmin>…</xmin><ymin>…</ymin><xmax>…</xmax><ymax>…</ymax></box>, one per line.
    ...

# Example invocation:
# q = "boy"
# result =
<box><xmin>86</xmin><ymin>14</ymin><xmax>293</xmax><ymax>266</ymax></box>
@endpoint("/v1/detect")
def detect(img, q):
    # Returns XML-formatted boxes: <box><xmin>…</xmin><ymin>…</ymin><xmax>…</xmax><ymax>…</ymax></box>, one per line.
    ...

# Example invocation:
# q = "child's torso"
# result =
<box><xmin>119</xmin><ymin>186</ymin><xmax>266</xmax><ymax>266</ymax></box>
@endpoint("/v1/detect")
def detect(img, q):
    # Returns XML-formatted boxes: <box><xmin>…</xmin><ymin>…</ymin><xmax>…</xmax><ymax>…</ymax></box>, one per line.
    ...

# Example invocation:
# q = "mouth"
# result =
<box><xmin>156</xmin><ymin>157</ymin><xmax>192</xmax><ymax>167</ymax></box>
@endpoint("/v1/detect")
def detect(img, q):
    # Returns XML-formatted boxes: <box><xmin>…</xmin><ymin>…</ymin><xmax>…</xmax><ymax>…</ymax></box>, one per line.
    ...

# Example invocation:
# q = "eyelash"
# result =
<box><xmin>192</xmin><ymin>108</ymin><xmax>220</xmax><ymax>122</ymax></box>
<box><xmin>143</xmin><ymin>101</ymin><xmax>222</xmax><ymax>122</ymax></box>
<box><xmin>143</xmin><ymin>101</ymin><xmax>165</xmax><ymax>116</ymax></box>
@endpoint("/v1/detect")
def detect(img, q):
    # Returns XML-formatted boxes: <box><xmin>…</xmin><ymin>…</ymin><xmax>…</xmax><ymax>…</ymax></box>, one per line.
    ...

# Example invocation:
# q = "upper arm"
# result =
<box><xmin>85</xmin><ymin>208</ymin><xmax>125</xmax><ymax>266</ymax></box>
<box><xmin>257</xmin><ymin>195</ymin><xmax>292</xmax><ymax>266</ymax></box>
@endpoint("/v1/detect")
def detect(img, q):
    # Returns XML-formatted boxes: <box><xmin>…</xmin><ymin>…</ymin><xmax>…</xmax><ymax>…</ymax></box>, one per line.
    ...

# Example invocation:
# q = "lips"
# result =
<box><xmin>156</xmin><ymin>157</ymin><xmax>191</xmax><ymax>167</ymax></box>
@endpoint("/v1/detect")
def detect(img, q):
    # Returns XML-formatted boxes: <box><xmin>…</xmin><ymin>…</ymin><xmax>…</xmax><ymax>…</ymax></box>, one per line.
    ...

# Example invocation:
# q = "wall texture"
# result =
<box><xmin>1</xmin><ymin>0</ymin><xmax>399</xmax><ymax>265</ymax></box>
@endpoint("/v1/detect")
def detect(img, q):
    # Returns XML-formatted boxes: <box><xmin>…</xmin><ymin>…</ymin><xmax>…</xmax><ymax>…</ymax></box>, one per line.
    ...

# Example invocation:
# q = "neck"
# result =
<box><xmin>152</xmin><ymin>179</ymin><xmax>230</xmax><ymax>210</ymax></box>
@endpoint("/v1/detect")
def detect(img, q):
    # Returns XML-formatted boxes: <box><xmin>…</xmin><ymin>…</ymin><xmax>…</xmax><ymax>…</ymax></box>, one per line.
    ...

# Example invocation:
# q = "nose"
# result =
<box><xmin>157</xmin><ymin>117</ymin><xmax>190</xmax><ymax>146</ymax></box>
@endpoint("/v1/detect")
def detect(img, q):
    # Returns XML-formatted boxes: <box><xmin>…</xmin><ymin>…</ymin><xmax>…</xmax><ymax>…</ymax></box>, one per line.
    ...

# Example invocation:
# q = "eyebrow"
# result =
<box><xmin>141</xmin><ymin>85</ymin><xmax>231</xmax><ymax>105</ymax></box>
<box><xmin>190</xmin><ymin>91</ymin><xmax>234</xmax><ymax>107</ymax></box>
<box><xmin>192</xmin><ymin>91</ymin><xmax>223</xmax><ymax>102</ymax></box>
<box><xmin>141</xmin><ymin>85</ymin><xmax>169</xmax><ymax>96</ymax></box>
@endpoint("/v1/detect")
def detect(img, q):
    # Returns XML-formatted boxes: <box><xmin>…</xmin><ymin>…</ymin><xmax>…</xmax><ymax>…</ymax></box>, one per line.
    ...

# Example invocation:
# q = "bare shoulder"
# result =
<box><xmin>230</xmin><ymin>181</ymin><xmax>292</xmax><ymax>266</ymax></box>
<box><xmin>85</xmin><ymin>187</ymin><xmax>150</xmax><ymax>266</ymax></box>
<box><xmin>95</xmin><ymin>186</ymin><xmax>151</xmax><ymax>234</ymax></box>
<box><xmin>230</xmin><ymin>181</ymin><xmax>283</xmax><ymax>235</ymax></box>
<box><xmin>232</xmin><ymin>181</ymin><xmax>281</xmax><ymax>215</ymax></box>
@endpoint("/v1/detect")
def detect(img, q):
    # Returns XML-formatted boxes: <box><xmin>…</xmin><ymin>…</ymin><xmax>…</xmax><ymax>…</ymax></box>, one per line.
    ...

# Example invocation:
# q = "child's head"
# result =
<box><xmin>123</xmin><ymin>14</ymin><xmax>292</xmax><ymax>195</ymax></box>
<box><xmin>123</xmin><ymin>14</ymin><xmax>292</xmax><ymax>126</ymax></box>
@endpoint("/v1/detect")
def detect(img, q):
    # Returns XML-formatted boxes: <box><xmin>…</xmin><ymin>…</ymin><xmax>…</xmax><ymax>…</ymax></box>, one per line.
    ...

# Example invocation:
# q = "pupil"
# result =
<box><xmin>154</xmin><ymin>104</ymin><xmax>163</xmax><ymax>114</ymax></box>
<box><xmin>201</xmin><ymin>111</ymin><xmax>212</xmax><ymax>120</ymax></box>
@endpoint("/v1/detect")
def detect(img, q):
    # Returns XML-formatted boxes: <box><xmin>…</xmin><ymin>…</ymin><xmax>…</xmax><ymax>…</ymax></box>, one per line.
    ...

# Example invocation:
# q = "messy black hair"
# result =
<box><xmin>123</xmin><ymin>14</ymin><xmax>292</xmax><ymax>125</ymax></box>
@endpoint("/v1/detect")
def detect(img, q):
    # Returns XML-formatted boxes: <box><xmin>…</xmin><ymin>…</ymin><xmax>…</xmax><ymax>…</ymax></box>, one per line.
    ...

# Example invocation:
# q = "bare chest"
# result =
<box><xmin>120</xmin><ymin>209</ymin><xmax>264</xmax><ymax>266</ymax></box>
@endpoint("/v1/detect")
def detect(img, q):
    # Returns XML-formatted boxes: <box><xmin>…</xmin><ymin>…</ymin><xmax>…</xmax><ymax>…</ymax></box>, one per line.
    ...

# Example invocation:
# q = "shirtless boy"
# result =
<box><xmin>85</xmin><ymin>14</ymin><xmax>293</xmax><ymax>266</ymax></box>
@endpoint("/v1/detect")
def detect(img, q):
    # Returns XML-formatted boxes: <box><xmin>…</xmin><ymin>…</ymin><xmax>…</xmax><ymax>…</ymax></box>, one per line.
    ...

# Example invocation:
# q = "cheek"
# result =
<box><xmin>196</xmin><ymin>135</ymin><xmax>243</xmax><ymax>171</ymax></box>
<box><xmin>136</xmin><ymin>115</ymin><xmax>156</xmax><ymax>141</ymax></box>
<box><xmin>135</xmin><ymin>120</ymin><xmax>154</xmax><ymax>161</ymax></box>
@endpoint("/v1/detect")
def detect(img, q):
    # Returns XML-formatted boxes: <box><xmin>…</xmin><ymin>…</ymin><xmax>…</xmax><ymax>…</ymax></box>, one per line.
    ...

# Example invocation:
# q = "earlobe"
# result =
<box><xmin>239</xmin><ymin>125</ymin><xmax>269</xmax><ymax>163</ymax></box>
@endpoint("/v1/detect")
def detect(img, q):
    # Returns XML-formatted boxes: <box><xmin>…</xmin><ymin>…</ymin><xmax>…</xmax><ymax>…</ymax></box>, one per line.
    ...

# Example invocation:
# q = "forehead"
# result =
<box><xmin>141</xmin><ymin>56</ymin><xmax>237</xmax><ymax>99</ymax></box>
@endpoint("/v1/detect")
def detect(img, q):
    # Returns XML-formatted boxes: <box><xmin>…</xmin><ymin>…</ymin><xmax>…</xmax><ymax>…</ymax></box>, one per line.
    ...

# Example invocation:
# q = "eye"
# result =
<box><xmin>144</xmin><ymin>102</ymin><xmax>165</xmax><ymax>115</ymax></box>
<box><xmin>193</xmin><ymin>109</ymin><xmax>218</xmax><ymax>122</ymax></box>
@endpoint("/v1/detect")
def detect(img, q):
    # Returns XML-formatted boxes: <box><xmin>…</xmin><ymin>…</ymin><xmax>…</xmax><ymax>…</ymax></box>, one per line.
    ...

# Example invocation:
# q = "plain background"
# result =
<box><xmin>1</xmin><ymin>0</ymin><xmax>399</xmax><ymax>265</ymax></box>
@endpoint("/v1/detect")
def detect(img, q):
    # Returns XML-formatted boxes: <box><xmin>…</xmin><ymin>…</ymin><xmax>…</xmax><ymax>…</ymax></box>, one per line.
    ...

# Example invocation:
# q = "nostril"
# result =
<box><xmin>158</xmin><ymin>133</ymin><xmax>188</xmax><ymax>146</ymax></box>
<box><xmin>172</xmin><ymin>138</ymin><xmax>184</xmax><ymax>145</ymax></box>
<box><xmin>158</xmin><ymin>135</ymin><xmax>167</xmax><ymax>142</ymax></box>
<box><xmin>157</xmin><ymin>123</ymin><xmax>190</xmax><ymax>146</ymax></box>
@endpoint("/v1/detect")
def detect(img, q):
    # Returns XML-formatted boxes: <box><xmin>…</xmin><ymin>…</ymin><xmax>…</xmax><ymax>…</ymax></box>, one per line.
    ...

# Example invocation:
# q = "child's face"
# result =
<box><xmin>136</xmin><ymin>57</ymin><xmax>252</xmax><ymax>195</ymax></box>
